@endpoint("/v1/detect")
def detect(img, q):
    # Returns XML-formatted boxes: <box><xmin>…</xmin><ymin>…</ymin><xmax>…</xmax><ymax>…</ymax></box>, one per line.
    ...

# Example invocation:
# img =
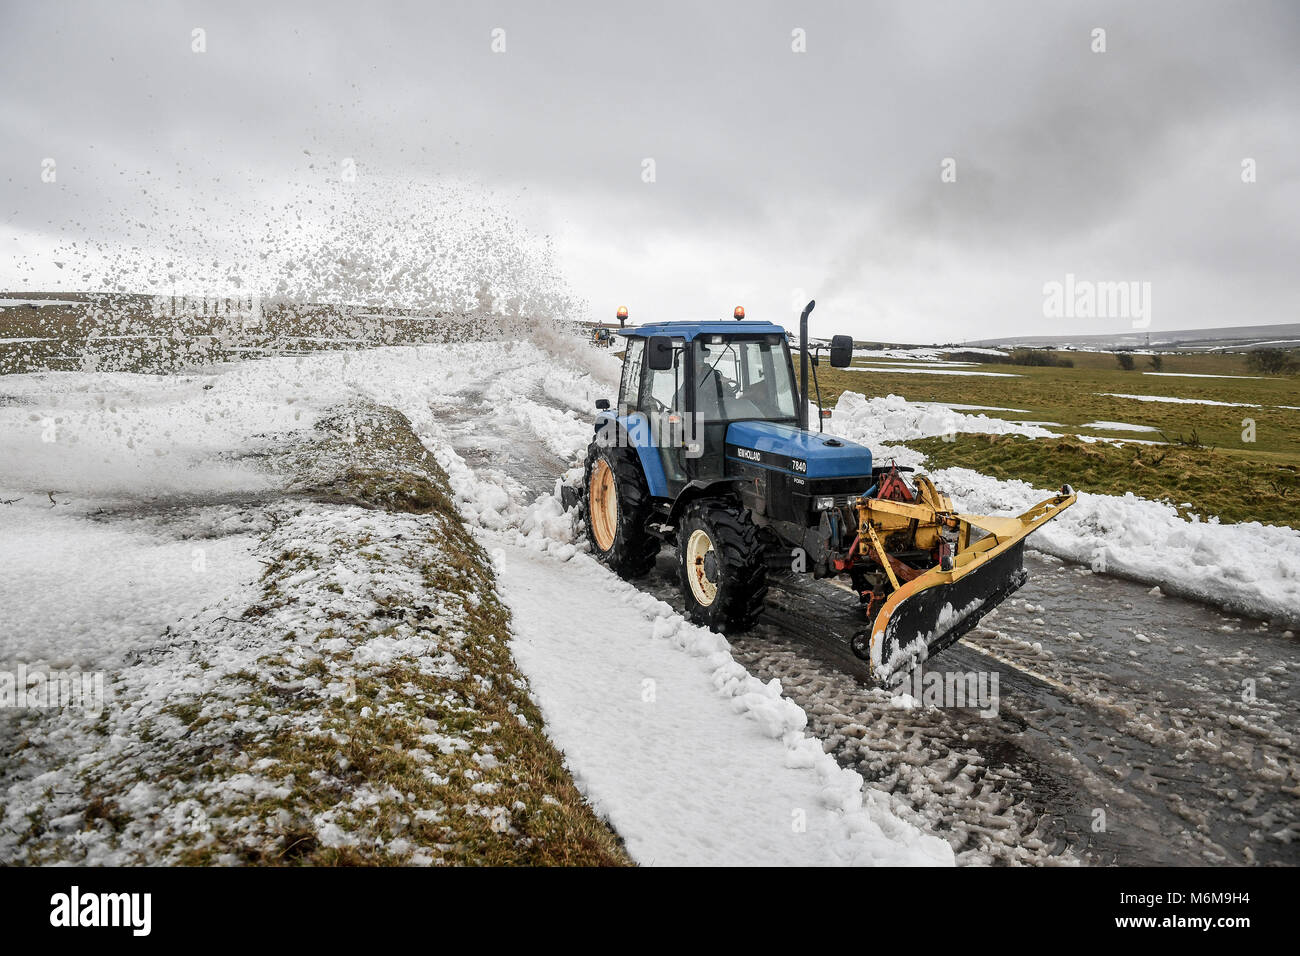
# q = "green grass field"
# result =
<box><xmin>819</xmin><ymin>349</ymin><xmax>1300</xmax><ymax>528</ymax></box>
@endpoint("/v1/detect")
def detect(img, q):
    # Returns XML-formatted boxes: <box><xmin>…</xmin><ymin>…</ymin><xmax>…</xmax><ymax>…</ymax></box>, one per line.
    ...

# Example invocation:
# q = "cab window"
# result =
<box><xmin>619</xmin><ymin>339</ymin><xmax>645</xmax><ymax>409</ymax></box>
<box><xmin>641</xmin><ymin>339</ymin><xmax>685</xmax><ymax>412</ymax></box>
<box><xmin>693</xmin><ymin>337</ymin><xmax>797</xmax><ymax>421</ymax></box>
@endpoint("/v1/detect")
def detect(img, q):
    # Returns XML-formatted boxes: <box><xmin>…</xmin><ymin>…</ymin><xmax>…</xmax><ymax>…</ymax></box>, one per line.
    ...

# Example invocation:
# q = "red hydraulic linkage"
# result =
<box><xmin>832</xmin><ymin>465</ymin><xmax>915</xmax><ymax>574</ymax></box>
<box><xmin>832</xmin><ymin>534</ymin><xmax>860</xmax><ymax>573</ymax></box>
<box><xmin>876</xmin><ymin>464</ymin><xmax>914</xmax><ymax>502</ymax></box>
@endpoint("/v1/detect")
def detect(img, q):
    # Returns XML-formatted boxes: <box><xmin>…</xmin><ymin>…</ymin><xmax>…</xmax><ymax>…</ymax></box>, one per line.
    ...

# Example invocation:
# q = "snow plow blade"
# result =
<box><xmin>856</xmin><ymin>490</ymin><xmax>1076</xmax><ymax>687</ymax></box>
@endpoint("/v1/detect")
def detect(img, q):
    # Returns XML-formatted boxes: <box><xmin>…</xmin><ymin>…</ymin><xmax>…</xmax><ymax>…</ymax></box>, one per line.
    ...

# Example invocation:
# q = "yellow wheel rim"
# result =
<box><xmin>686</xmin><ymin>529</ymin><xmax>718</xmax><ymax>606</ymax></box>
<box><xmin>590</xmin><ymin>459</ymin><xmax>617</xmax><ymax>552</ymax></box>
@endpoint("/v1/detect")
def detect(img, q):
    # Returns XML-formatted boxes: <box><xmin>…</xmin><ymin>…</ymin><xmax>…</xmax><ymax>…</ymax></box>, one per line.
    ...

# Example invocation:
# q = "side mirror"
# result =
<box><xmin>829</xmin><ymin>334</ymin><xmax>854</xmax><ymax>368</ymax></box>
<box><xmin>646</xmin><ymin>335</ymin><xmax>674</xmax><ymax>371</ymax></box>
<box><xmin>595</xmin><ymin>398</ymin><xmax>610</xmax><ymax>410</ymax></box>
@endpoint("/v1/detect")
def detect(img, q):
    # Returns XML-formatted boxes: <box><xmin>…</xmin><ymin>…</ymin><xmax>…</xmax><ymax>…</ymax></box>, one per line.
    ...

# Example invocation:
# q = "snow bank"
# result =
<box><xmin>831</xmin><ymin>392</ymin><xmax>1061</xmax><ymax>447</ymax></box>
<box><xmin>0</xmin><ymin>501</ymin><xmax>262</xmax><ymax>669</ymax></box>
<box><xmin>500</xmin><ymin>545</ymin><xmax>952</xmax><ymax>866</ymax></box>
<box><xmin>0</xmin><ymin>368</ymin><xmax>308</xmax><ymax>499</ymax></box>
<box><xmin>0</xmin><ymin>367</ymin><xmax>305</xmax><ymax>672</ymax></box>
<box><xmin>826</xmin><ymin>390</ymin><xmax>1300</xmax><ymax>627</ymax></box>
<box><xmin>933</xmin><ymin>468</ymin><xmax>1300</xmax><ymax>628</ymax></box>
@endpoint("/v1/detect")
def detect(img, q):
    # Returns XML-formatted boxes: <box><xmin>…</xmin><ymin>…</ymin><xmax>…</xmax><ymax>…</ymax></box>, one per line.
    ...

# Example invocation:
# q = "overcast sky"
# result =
<box><xmin>2</xmin><ymin>0</ymin><xmax>1296</xmax><ymax>342</ymax></box>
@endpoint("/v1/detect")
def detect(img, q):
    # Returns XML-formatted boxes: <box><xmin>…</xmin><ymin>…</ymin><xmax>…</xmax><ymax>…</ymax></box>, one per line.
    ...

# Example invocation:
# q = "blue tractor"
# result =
<box><xmin>574</xmin><ymin>301</ymin><xmax>1075</xmax><ymax>685</ymax></box>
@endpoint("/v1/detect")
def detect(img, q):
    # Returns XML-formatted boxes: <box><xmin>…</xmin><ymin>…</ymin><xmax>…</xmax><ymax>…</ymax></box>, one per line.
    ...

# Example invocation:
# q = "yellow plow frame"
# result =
<box><xmin>851</xmin><ymin>478</ymin><xmax>1077</xmax><ymax>684</ymax></box>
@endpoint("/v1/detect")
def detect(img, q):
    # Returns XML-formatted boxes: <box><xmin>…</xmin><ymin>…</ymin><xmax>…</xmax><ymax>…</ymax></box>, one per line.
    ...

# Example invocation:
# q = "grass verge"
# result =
<box><xmin>912</xmin><ymin>433</ymin><xmax>1300</xmax><ymax>527</ymax></box>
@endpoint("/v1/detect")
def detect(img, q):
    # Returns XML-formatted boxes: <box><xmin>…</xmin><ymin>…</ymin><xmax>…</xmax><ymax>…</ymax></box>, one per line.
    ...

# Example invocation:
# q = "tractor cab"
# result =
<box><xmin>612</xmin><ymin>321</ymin><xmax>794</xmax><ymax>492</ymax></box>
<box><xmin>603</xmin><ymin>317</ymin><xmax>857</xmax><ymax>499</ymax></box>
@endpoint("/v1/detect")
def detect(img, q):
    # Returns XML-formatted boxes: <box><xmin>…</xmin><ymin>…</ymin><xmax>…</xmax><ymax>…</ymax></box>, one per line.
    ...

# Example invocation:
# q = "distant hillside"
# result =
<box><xmin>968</xmin><ymin>322</ymin><xmax>1300</xmax><ymax>352</ymax></box>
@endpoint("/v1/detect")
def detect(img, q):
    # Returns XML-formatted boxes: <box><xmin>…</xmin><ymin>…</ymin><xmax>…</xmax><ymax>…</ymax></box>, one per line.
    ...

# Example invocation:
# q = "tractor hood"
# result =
<box><xmin>724</xmin><ymin>420</ymin><xmax>873</xmax><ymax>480</ymax></box>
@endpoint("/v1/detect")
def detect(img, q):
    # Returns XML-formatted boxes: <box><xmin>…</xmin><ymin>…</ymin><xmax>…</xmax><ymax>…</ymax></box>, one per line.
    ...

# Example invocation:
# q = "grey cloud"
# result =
<box><xmin>1</xmin><ymin>0</ymin><xmax>1296</xmax><ymax>338</ymax></box>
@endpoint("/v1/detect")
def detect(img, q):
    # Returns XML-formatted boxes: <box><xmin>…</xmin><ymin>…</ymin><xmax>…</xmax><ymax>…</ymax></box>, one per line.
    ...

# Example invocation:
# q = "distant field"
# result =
<box><xmin>821</xmin><ymin>350</ymin><xmax>1300</xmax><ymax>456</ymax></box>
<box><xmin>819</xmin><ymin>350</ymin><xmax>1300</xmax><ymax>528</ymax></box>
<box><xmin>0</xmin><ymin>292</ymin><xmax>538</xmax><ymax>375</ymax></box>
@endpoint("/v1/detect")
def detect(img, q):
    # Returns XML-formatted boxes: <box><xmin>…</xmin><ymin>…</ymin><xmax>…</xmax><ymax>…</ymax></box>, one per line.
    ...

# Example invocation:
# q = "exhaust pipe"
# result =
<box><xmin>798</xmin><ymin>299</ymin><xmax>815</xmax><ymax>431</ymax></box>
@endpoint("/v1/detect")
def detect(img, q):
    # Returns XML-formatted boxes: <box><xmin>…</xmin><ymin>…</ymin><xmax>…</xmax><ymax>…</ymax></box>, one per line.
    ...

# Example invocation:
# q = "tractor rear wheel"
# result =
<box><xmin>677</xmin><ymin>499</ymin><xmax>767</xmax><ymax>633</ymax></box>
<box><xmin>583</xmin><ymin>443</ymin><xmax>660</xmax><ymax>578</ymax></box>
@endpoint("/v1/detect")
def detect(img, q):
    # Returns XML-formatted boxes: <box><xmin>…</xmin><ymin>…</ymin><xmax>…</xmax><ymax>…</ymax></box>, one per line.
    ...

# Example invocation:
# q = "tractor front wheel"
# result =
<box><xmin>677</xmin><ymin>499</ymin><xmax>767</xmax><ymax>633</ymax></box>
<box><xmin>583</xmin><ymin>443</ymin><xmax>660</xmax><ymax>578</ymax></box>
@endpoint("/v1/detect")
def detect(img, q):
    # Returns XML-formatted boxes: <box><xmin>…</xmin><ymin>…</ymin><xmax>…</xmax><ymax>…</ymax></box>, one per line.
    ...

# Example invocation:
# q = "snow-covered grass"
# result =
<box><xmin>816</xmin><ymin>348</ymin><xmax>1300</xmax><ymax>460</ymax></box>
<box><xmin>1144</xmin><ymin>372</ymin><xmax>1265</xmax><ymax>379</ymax></box>
<box><xmin>855</xmin><ymin>360</ymin><xmax>981</xmax><ymax>369</ymax></box>
<box><xmin>826</xmin><ymin>392</ymin><xmax>1300</xmax><ymax>623</ymax></box>
<box><xmin>1079</xmin><ymin>420</ymin><xmax>1158</xmax><ymax>433</ymax></box>
<box><xmin>843</xmin><ymin>366</ymin><xmax>1023</xmax><ymax>378</ymax></box>
<box><xmin>0</xmin><ymin>501</ymin><xmax>263</xmax><ymax>668</ymax></box>
<box><xmin>852</xmin><ymin>348</ymin><xmax>947</xmax><ymax>361</ymax></box>
<box><xmin>943</xmin><ymin>347</ymin><xmax>1009</xmax><ymax>357</ymax></box>
<box><xmin>919</xmin><ymin>402</ymin><xmax>1030</xmax><ymax>413</ymax></box>
<box><xmin>817</xmin><ymin>347</ymin><xmax>1300</xmax><ymax>529</ymax></box>
<box><xmin>0</xmin><ymin>385</ymin><xmax>629</xmax><ymax>864</ymax></box>
<box><xmin>5</xmin><ymin>324</ymin><xmax>1294</xmax><ymax>866</ymax></box>
<box><xmin>909</xmin><ymin>427</ymin><xmax>1300</xmax><ymax>530</ymax></box>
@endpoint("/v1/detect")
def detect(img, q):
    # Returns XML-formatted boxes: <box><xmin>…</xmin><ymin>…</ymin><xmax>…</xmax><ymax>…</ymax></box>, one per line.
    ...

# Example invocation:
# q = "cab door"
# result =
<box><xmin>685</xmin><ymin>339</ymin><xmax>730</xmax><ymax>483</ymax></box>
<box><xmin>638</xmin><ymin>337</ymin><xmax>691</xmax><ymax>496</ymax></box>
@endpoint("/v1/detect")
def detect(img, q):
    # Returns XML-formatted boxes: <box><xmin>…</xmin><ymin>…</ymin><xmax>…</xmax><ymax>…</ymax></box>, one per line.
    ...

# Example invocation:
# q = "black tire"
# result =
<box><xmin>583</xmin><ymin>442</ymin><xmax>660</xmax><ymax>578</ymax></box>
<box><xmin>677</xmin><ymin>499</ymin><xmax>767</xmax><ymax>633</ymax></box>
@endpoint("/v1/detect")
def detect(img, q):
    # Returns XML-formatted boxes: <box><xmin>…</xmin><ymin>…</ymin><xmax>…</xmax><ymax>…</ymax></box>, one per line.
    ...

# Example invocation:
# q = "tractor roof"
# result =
<box><xmin>621</xmin><ymin>320</ymin><xmax>788</xmax><ymax>342</ymax></box>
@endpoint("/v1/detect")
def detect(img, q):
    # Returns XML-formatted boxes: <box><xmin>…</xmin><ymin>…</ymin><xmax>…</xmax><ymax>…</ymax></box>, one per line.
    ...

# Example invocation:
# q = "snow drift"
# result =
<box><xmin>829</xmin><ymin>392</ymin><xmax>1300</xmax><ymax>628</ymax></box>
